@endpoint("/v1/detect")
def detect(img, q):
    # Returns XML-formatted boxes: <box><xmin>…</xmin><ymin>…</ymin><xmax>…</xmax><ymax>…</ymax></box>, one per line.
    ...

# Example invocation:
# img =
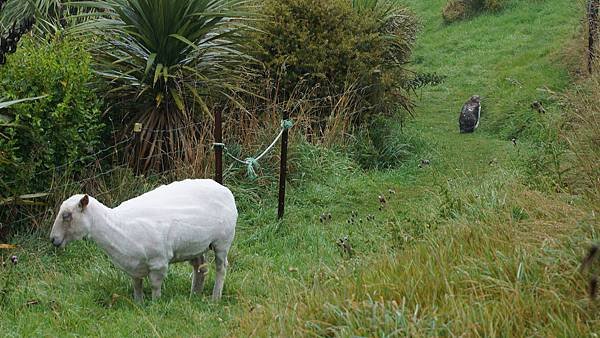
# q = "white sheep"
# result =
<box><xmin>49</xmin><ymin>179</ymin><xmax>237</xmax><ymax>302</ymax></box>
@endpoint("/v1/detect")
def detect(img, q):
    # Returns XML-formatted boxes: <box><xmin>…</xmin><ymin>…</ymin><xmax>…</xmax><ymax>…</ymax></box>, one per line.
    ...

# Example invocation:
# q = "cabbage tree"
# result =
<box><xmin>76</xmin><ymin>0</ymin><xmax>254</xmax><ymax>171</ymax></box>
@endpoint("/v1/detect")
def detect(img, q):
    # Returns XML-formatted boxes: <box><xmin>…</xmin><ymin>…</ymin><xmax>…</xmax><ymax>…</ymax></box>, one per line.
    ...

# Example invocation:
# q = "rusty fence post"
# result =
<box><xmin>277</xmin><ymin>112</ymin><xmax>290</xmax><ymax>219</ymax></box>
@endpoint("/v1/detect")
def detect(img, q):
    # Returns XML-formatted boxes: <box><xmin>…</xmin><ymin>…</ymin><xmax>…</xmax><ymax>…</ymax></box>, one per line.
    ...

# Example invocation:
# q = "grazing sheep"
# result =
<box><xmin>459</xmin><ymin>95</ymin><xmax>481</xmax><ymax>133</ymax></box>
<box><xmin>49</xmin><ymin>179</ymin><xmax>237</xmax><ymax>302</ymax></box>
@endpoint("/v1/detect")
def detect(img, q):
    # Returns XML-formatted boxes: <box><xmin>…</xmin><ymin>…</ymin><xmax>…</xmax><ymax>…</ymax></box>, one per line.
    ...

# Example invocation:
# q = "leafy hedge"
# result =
<box><xmin>0</xmin><ymin>38</ymin><xmax>104</xmax><ymax>198</ymax></box>
<box><xmin>253</xmin><ymin>0</ymin><xmax>418</xmax><ymax>126</ymax></box>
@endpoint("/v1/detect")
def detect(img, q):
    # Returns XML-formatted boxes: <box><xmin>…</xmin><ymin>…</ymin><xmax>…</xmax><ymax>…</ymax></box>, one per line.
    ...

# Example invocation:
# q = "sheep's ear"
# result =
<box><xmin>79</xmin><ymin>195</ymin><xmax>89</xmax><ymax>210</ymax></box>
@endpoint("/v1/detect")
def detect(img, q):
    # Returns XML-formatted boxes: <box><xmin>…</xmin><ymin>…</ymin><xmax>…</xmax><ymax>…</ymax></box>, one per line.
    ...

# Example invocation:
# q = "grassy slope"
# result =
<box><xmin>1</xmin><ymin>0</ymin><xmax>597</xmax><ymax>336</ymax></box>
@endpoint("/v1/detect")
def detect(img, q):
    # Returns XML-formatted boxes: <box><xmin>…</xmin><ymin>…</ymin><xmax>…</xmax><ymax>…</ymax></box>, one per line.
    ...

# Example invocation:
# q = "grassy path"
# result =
<box><xmin>2</xmin><ymin>0</ymin><xmax>597</xmax><ymax>337</ymax></box>
<box><xmin>233</xmin><ymin>1</ymin><xmax>599</xmax><ymax>336</ymax></box>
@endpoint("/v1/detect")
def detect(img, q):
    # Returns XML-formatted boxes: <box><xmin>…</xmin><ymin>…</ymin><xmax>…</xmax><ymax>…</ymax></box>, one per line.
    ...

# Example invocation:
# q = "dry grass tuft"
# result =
<box><xmin>560</xmin><ymin>69</ymin><xmax>600</xmax><ymax>206</ymax></box>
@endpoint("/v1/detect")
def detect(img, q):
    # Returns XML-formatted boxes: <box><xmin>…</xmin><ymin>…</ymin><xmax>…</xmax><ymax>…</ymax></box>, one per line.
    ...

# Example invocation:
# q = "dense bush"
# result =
<box><xmin>253</xmin><ymin>0</ymin><xmax>418</xmax><ymax>127</ymax></box>
<box><xmin>443</xmin><ymin>0</ymin><xmax>507</xmax><ymax>22</ymax></box>
<box><xmin>0</xmin><ymin>38</ymin><xmax>104</xmax><ymax>198</ymax></box>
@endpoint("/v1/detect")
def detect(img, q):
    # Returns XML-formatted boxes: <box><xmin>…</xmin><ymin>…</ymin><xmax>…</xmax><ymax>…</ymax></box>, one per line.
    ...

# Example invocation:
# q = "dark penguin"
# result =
<box><xmin>459</xmin><ymin>95</ymin><xmax>481</xmax><ymax>133</ymax></box>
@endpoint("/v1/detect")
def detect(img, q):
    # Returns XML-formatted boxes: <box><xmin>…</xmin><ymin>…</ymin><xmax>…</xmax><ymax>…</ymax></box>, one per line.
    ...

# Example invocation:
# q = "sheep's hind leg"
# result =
<box><xmin>212</xmin><ymin>248</ymin><xmax>228</xmax><ymax>301</ymax></box>
<box><xmin>190</xmin><ymin>254</ymin><xmax>207</xmax><ymax>294</ymax></box>
<box><xmin>133</xmin><ymin>277</ymin><xmax>144</xmax><ymax>303</ymax></box>
<box><xmin>149</xmin><ymin>268</ymin><xmax>167</xmax><ymax>301</ymax></box>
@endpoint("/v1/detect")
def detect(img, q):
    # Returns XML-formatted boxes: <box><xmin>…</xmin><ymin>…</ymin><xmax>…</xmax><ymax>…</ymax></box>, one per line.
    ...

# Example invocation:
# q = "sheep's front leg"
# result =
<box><xmin>149</xmin><ymin>268</ymin><xmax>167</xmax><ymax>301</ymax></box>
<box><xmin>133</xmin><ymin>277</ymin><xmax>144</xmax><ymax>303</ymax></box>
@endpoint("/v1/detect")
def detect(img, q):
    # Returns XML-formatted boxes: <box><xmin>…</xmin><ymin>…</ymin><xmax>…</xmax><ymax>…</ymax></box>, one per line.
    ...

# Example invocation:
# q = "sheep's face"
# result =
<box><xmin>50</xmin><ymin>194</ymin><xmax>91</xmax><ymax>248</ymax></box>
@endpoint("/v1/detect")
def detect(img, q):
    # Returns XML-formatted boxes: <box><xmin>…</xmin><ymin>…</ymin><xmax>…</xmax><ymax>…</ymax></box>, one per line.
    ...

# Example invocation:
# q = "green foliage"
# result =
<box><xmin>405</xmin><ymin>72</ymin><xmax>446</xmax><ymax>90</ymax></box>
<box><xmin>76</xmin><ymin>0</ymin><xmax>254</xmax><ymax>171</ymax></box>
<box><xmin>0</xmin><ymin>38</ymin><xmax>104</xmax><ymax>197</ymax></box>
<box><xmin>254</xmin><ymin>0</ymin><xmax>418</xmax><ymax>126</ymax></box>
<box><xmin>443</xmin><ymin>0</ymin><xmax>508</xmax><ymax>22</ymax></box>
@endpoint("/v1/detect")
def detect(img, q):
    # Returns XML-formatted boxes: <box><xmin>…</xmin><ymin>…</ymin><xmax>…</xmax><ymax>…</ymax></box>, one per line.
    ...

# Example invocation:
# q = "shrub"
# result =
<box><xmin>0</xmin><ymin>38</ymin><xmax>104</xmax><ymax>199</ymax></box>
<box><xmin>253</xmin><ymin>0</ymin><xmax>418</xmax><ymax>128</ymax></box>
<box><xmin>443</xmin><ymin>0</ymin><xmax>508</xmax><ymax>23</ymax></box>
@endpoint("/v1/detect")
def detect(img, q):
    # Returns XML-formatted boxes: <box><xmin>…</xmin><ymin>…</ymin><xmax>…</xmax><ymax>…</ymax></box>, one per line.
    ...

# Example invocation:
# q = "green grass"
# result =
<box><xmin>1</xmin><ymin>0</ymin><xmax>598</xmax><ymax>336</ymax></box>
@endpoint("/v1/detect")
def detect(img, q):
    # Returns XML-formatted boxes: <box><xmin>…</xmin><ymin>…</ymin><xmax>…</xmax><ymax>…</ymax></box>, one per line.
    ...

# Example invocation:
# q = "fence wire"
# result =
<box><xmin>1</xmin><ymin>123</ymin><xmax>203</xmax><ymax>231</ymax></box>
<box><xmin>2</xmin><ymin>115</ymin><xmax>291</xmax><ymax>231</ymax></box>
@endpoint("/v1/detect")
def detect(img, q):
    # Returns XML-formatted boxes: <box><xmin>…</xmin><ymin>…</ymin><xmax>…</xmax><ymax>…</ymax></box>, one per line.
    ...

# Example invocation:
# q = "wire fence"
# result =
<box><xmin>215</xmin><ymin>119</ymin><xmax>293</xmax><ymax>179</ymax></box>
<box><xmin>0</xmin><ymin>124</ymin><xmax>189</xmax><ymax>230</ymax></box>
<box><xmin>1</xmin><ymin>116</ymin><xmax>294</xmax><ymax>231</ymax></box>
<box><xmin>1</xmin><ymin>135</ymin><xmax>134</xmax><ymax>189</ymax></box>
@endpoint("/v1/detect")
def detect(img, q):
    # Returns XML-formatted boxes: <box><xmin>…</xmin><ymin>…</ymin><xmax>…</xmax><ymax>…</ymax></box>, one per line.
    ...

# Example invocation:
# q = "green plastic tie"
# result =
<box><xmin>245</xmin><ymin>157</ymin><xmax>259</xmax><ymax>180</ymax></box>
<box><xmin>281</xmin><ymin>119</ymin><xmax>294</xmax><ymax>130</ymax></box>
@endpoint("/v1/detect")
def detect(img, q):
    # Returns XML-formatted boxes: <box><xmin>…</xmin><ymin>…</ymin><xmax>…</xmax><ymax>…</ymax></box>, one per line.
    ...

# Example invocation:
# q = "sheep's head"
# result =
<box><xmin>50</xmin><ymin>194</ymin><xmax>92</xmax><ymax>248</ymax></box>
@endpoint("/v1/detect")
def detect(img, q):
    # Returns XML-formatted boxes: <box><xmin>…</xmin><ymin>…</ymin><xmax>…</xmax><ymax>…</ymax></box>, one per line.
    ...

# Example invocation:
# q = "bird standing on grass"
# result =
<box><xmin>459</xmin><ymin>95</ymin><xmax>481</xmax><ymax>133</ymax></box>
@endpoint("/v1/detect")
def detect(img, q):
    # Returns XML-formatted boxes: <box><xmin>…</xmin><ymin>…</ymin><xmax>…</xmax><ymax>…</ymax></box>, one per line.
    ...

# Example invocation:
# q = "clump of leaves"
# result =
<box><xmin>405</xmin><ymin>72</ymin><xmax>446</xmax><ymax>91</ymax></box>
<box><xmin>0</xmin><ymin>38</ymin><xmax>104</xmax><ymax>197</ymax></box>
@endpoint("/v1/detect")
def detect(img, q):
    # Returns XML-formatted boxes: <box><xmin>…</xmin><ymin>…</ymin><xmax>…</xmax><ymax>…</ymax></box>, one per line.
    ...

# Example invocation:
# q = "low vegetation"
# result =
<box><xmin>0</xmin><ymin>0</ymin><xmax>422</xmax><ymax>232</ymax></box>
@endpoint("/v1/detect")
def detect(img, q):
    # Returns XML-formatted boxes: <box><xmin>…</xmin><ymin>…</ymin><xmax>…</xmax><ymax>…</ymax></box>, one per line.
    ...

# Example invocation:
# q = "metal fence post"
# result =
<box><xmin>277</xmin><ymin>112</ymin><xmax>290</xmax><ymax>219</ymax></box>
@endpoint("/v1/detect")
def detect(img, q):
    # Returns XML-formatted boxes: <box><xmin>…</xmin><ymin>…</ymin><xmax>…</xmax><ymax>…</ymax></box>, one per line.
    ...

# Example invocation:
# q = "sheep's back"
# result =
<box><xmin>114</xmin><ymin>179</ymin><xmax>237</xmax><ymax>226</ymax></box>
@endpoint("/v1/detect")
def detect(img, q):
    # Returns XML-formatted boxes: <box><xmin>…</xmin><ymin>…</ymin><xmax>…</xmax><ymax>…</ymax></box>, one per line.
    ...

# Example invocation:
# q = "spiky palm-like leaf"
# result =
<box><xmin>75</xmin><ymin>0</ymin><xmax>254</xmax><ymax>171</ymax></box>
<box><xmin>0</xmin><ymin>96</ymin><xmax>47</xmax><ymax>127</ymax></box>
<box><xmin>0</xmin><ymin>0</ymin><xmax>95</xmax><ymax>37</ymax></box>
<box><xmin>0</xmin><ymin>95</ymin><xmax>46</xmax><ymax>110</ymax></box>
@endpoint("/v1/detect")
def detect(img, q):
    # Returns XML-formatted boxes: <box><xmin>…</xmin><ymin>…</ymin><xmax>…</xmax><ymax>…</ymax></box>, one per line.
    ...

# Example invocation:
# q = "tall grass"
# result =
<box><xmin>234</xmin><ymin>174</ymin><xmax>600</xmax><ymax>336</ymax></box>
<box><xmin>561</xmin><ymin>69</ymin><xmax>600</xmax><ymax>204</ymax></box>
